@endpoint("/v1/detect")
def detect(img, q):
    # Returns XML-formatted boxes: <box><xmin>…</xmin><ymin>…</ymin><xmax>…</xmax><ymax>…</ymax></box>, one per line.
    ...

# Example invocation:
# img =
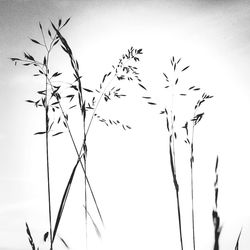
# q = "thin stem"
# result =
<box><xmin>77</xmin><ymin>73</ymin><xmax>88</xmax><ymax>249</ymax></box>
<box><xmin>175</xmin><ymin>187</ymin><xmax>183</xmax><ymax>250</ymax></box>
<box><xmin>40</xmin><ymin>24</ymin><xmax>49</xmax><ymax>52</ymax></box>
<box><xmin>171</xmin><ymin>140</ymin><xmax>183</xmax><ymax>250</ymax></box>
<box><xmin>71</xmin><ymin>49</ymin><xmax>88</xmax><ymax>247</ymax></box>
<box><xmin>191</xmin><ymin>164</ymin><xmax>195</xmax><ymax>250</ymax></box>
<box><xmin>45</xmin><ymin>52</ymin><xmax>53</xmax><ymax>250</ymax></box>
<box><xmin>84</xmin><ymin>142</ymin><xmax>88</xmax><ymax>249</ymax></box>
<box><xmin>167</xmin><ymin>117</ymin><xmax>183</xmax><ymax>250</ymax></box>
<box><xmin>190</xmin><ymin>116</ymin><xmax>196</xmax><ymax>250</ymax></box>
<box><xmin>168</xmin><ymin>76</ymin><xmax>183</xmax><ymax>250</ymax></box>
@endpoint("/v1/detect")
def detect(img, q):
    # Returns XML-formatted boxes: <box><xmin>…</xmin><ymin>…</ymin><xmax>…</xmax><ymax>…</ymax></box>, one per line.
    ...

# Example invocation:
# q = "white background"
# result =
<box><xmin>0</xmin><ymin>0</ymin><xmax>250</xmax><ymax>249</ymax></box>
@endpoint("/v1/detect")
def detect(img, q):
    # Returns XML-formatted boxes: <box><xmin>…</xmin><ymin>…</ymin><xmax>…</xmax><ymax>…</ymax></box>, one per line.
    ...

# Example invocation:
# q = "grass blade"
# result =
<box><xmin>52</xmin><ymin>162</ymin><xmax>78</xmax><ymax>242</ymax></box>
<box><xmin>235</xmin><ymin>229</ymin><xmax>242</xmax><ymax>250</ymax></box>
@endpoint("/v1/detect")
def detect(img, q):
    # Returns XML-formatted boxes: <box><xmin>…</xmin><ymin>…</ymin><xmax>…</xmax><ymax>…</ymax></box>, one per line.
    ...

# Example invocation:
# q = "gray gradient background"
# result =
<box><xmin>0</xmin><ymin>0</ymin><xmax>250</xmax><ymax>249</ymax></box>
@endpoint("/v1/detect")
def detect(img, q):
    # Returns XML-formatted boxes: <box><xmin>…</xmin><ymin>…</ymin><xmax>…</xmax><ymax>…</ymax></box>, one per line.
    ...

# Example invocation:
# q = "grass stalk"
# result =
<box><xmin>184</xmin><ymin>93</ymin><xmax>213</xmax><ymax>250</ymax></box>
<box><xmin>12</xmin><ymin>20</ymin><xmax>143</xmax><ymax>248</ymax></box>
<box><xmin>43</xmin><ymin>28</ymin><xmax>54</xmax><ymax>249</ymax></box>
<box><xmin>45</xmin><ymin>62</ymin><xmax>53</xmax><ymax>250</ymax></box>
<box><xmin>164</xmin><ymin>74</ymin><xmax>184</xmax><ymax>249</ymax></box>
<box><xmin>190</xmin><ymin>121</ymin><xmax>195</xmax><ymax>250</ymax></box>
<box><xmin>170</xmin><ymin>65</ymin><xmax>183</xmax><ymax>250</ymax></box>
<box><xmin>158</xmin><ymin>58</ymin><xmax>187</xmax><ymax>250</ymax></box>
<box><xmin>190</xmin><ymin>165</ymin><xmax>195</xmax><ymax>250</ymax></box>
<box><xmin>168</xmin><ymin>121</ymin><xmax>183</xmax><ymax>250</ymax></box>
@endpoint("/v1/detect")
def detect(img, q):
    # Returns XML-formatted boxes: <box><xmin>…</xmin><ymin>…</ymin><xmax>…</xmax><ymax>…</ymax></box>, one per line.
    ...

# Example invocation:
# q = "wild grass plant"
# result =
<box><xmin>159</xmin><ymin>58</ymin><xmax>213</xmax><ymax>250</ymax></box>
<box><xmin>11</xmin><ymin>18</ymin><xmax>144</xmax><ymax>250</ymax></box>
<box><xmin>141</xmin><ymin>57</ymin><xmax>227</xmax><ymax>250</ymax></box>
<box><xmin>10</xmin><ymin>18</ymin><xmax>245</xmax><ymax>250</ymax></box>
<box><xmin>157</xmin><ymin>58</ymin><xmax>242</xmax><ymax>250</ymax></box>
<box><xmin>183</xmin><ymin>92</ymin><xmax>213</xmax><ymax>250</ymax></box>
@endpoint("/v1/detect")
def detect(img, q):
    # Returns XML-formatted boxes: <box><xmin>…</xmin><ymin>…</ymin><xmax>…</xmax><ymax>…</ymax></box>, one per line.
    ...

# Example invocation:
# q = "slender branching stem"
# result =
<box><xmin>86</xmin><ymin>56</ymin><xmax>131</xmax><ymax>137</ymax></box>
<box><xmin>85</xmin><ymin>75</ymin><xmax>115</xmax><ymax>136</ymax></box>
<box><xmin>45</xmin><ymin>51</ymin><xmax>53</xmax><ymax>250</ymax></box>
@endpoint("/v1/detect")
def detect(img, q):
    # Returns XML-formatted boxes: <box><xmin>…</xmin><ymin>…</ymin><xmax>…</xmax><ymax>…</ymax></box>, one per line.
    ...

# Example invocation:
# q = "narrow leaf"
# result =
<box><xmin>58</xmin><ymin>19</ymin><xmax>62</xmax><ymax>27</ymax></box>
<box><xmin>30</xmin><ymin>38</ymin><xmax>42</xmax><ymax>45</ymax></box>
<box><xmin>182</xmin><ymin>66</ymin><xmax>190</xmax><ymax>72</ymax></box>
<box><xmin>138</xmin><ymin>83</ymin><xmax>147</xmax><ymax>90</ymax></box>
<box><xmin>62</xmin><ymin>17</ymin><xmax>71</xmax><ymax>28</ymax></box>
<box><xmin>39</xmin><ymin>22</ymin><xmax>43</xmax><ymax>31</ymax></box>
<box><xmin>52</xmin><ymin>132</ymin><xmax>63</xmax><ymax>137</ymax></box>
<box><xmin>34</xmin><ymin>131</ymin><xmax>46</xmax><ymax>135</ymax></box>
<box><xmin>83</xmin><ymin>88</ymin><xmax>93</xmax><ymax>93</ymax></box>
<box><xmin>52</xmin><ymin>72</ymin><xmax>62</xmax><ymax>78</ymax></box>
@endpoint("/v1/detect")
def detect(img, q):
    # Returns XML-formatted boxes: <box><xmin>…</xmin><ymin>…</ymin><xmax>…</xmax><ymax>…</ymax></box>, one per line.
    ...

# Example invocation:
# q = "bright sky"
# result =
<box><xmin>1</xmin><ymin>0</ymin><xmax>250</xmax><ymax>250</ymax></box>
